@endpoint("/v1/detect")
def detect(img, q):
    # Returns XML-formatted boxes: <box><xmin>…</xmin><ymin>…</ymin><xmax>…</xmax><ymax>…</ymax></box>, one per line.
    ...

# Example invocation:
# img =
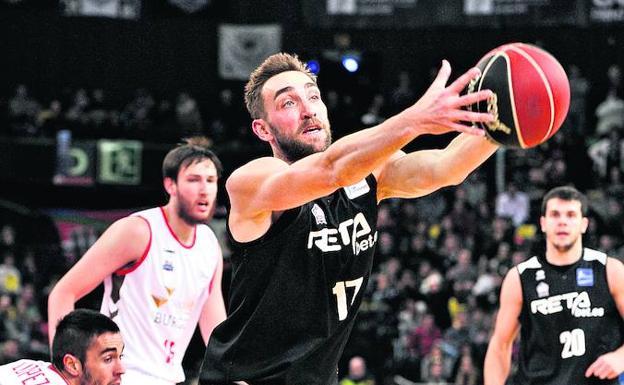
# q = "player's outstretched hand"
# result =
<box><xmin>585</xmin><ymin>351</ymin><xmax>624</xmax><ymax>380</ymax></box>
<box><xmin>406</xmin><ymin>60</ymin><xmax>494</xmax><ymax>137</ymax></box>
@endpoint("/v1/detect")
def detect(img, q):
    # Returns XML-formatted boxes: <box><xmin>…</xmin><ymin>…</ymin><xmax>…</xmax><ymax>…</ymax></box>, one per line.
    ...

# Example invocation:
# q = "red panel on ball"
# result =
<box><xmin>472</xmin><ymin>42</ymin><xmax>570</xmax><ymax>149</ymax></box>
<box><xmin>513</xmin><ymin>43</ymin><xmax>570</xmax><ymax>140</ymax></box>
<box><xmin>506</xmin><ymin>45</ymin><xmax>556</xmax><ymax>148</ymax></box>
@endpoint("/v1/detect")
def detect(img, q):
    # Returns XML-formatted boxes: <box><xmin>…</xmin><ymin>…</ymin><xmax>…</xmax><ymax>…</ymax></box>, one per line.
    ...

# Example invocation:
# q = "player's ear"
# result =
<box><xmin>62</xmin><ymin>353</ymin><xmax>82</xmax><ymax>377</ymax></box>
<box><xmin>252</xmin><ymin>119</ymin><xmax>273</xmax><ymax>142</ymax></box>
<box><xmin>539</xmin><ymin>216</ymin><xmax>546</xmax><ymax>232</ymax></box>
<box><xmin>163</xmin><ymin>177</ymin><xmax>176</xmax><ymax>196</ymax></box>
<box><xmin>581</xmin><ymin>217</ymin><xmax>589</xmax><ymax>234</ymax></box>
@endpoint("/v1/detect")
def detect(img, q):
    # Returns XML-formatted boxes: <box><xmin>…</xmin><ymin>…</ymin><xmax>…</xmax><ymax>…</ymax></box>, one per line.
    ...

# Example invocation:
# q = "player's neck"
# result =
<box><xmin>545</xmin><ymin>241</ymin><xmax>583</xmax><ymax>266</ymax></box>
<box><xmin>162</xmin><ymin>205</ymin><xmax>195</xmax><ymax>244</ymax></box>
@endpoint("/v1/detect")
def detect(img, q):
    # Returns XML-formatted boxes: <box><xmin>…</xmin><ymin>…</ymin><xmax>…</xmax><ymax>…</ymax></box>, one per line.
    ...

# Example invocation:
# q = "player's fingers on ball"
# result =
<box><xmin>429</xmin><ymin>60</ymin><xmax>452</xmax><ymax>90</ymax></box>
<box><xmin>457</xmin><ymin>90</ymin><xmax>493</xmax><ymax>107</ymax></box>
<box><xmin>459</xmin><ymin>110</ymin><xmax>494</xmax><ymax>123</ymax></box>
<box><xmin>449</xmin><ymin>67</ymin><xmax>481</xmax><ymax>93</ymax></box>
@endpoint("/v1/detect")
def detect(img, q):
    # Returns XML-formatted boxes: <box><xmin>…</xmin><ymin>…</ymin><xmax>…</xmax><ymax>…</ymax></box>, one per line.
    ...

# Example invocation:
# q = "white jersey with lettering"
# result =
<box><xmin>100</xmin><ymin>207</ymin><xmax>221</xmax><ymax>384</ymax></box>
<box><xmin>0</xmin><ymin>360</ymin><xmax>69</xmax><ymax>385</ymax></box>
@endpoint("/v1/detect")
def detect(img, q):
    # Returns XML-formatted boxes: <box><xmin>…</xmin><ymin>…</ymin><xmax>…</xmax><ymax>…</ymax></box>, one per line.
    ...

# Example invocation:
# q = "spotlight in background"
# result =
<box><xmin>307</xmin><ymin>59</ymin><xmax>321</xmax><ymax>74</ymax></box>
<box><xmin>341</xmin><ymin>55</ymin><xmax>360</xmax><ymax>73</ymax></box>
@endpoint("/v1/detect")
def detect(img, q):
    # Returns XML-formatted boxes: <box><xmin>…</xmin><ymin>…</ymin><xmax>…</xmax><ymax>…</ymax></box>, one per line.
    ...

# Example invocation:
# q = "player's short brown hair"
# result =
<box><xmin>244</xmin><ymin>53</ymin><xmax>317</xmax><ymax>120</ymax></box>
<box><xmin>162</xmin><ymin>136</ymin><xmax>222</xmax><ymax>182</ymax></box>
<box><xmin>541</xmin><ymin>185</ymin><xmax>588</xmax><ymax>216</ymax></box>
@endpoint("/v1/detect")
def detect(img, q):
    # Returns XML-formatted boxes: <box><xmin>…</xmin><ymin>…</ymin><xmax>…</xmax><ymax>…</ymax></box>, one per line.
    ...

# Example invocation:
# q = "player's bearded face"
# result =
<box><xmin>177</xmin><ymin>188</ymin><xmax>214</xmax><ymax>225</ymax></box>
<box><xmin>541</xmin><ymin>198</ymin><xmax>587</xmax><ymax>253</ymax></box>
<box><xmin>268</xmin><ymin>119</ymin><xmax>332</xmax><ymax>163</ymax></box>
<box><xmin>174</xmin><ymin>160</ymin><xmax>218</xmax><ymax>225</ymax></box>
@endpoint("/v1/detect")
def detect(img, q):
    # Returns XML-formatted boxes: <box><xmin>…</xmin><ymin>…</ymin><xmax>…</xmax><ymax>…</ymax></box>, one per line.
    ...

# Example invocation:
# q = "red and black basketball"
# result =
<box><xmin>467</xmin><ymin>43</ymin><xmax>570</xmax><ymax>149</ymax></box>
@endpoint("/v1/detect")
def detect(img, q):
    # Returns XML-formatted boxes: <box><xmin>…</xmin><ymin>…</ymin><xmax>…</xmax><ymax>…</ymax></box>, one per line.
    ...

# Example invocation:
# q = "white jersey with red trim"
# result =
<box><xmin>0</xmin><ymin>360</ymin><xmax>69</xmax><ymax>385</ymax></box>
<box><xmin>100</xmin><ymin>207</ymin><xmax>221</xmax><ymax>384</ymax></box>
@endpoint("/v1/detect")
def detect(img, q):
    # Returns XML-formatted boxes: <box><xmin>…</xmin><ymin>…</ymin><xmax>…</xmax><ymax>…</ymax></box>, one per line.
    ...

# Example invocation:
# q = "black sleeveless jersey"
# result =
<box><xmin>515</xmin><ymin>248</ymin><xmax>624</xmax><ymax>385</ymax></box>
<box><xmin>199</xmin><ymin>176</ymin><xmax>379</xmax><ymax>385</ymax></box>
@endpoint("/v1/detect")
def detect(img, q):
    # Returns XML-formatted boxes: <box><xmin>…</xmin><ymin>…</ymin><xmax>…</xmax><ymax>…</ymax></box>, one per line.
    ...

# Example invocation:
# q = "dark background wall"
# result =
<box><xmin>1</xmin><ymin>0</ymin><xmax>623</xmax><ymax>209</ymax></box>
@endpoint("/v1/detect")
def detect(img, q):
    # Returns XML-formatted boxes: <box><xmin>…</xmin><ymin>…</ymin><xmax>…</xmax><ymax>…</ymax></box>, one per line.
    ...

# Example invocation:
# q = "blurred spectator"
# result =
<box><xmin>407</xmin><ymin>313</ymin><xmax>442</xmax><ymax>359</ymax></box>
<box><xmin>420</xmin><ymin>341</ymin><xmax>454</xmax><ymax>383</ymax></box>
<box><xmin>0</xmin><ymin>224</ymin><xmax>18</xmax><ymax>255</ymax></box>
<box><xmin>442</xmin><ymin>311</ymin><xmax>471</xmax><ymax>358</ymax></box>
<box><xmin>8</xmin><ymin>85</ymin><xmax>40</xmax><ymax>136</ymax></box>
<box><xmin>120</xmin><ymin>88</ymin><xmax>155</xmax><ymax>137</ymax></box>
<box><xmin>0</xmin><ymin>252</ymin><xmax>21</xmax><ymax>295</ymax></box>
<box><xmin>495</xmin><ymin>181</ymin><xmax>530</xmax><ymax>227</ymax></box>
<box><xmin>0</xmin><ymin>339</ymin><xmax>21</xmax><ymax>365</ymax></box>
<box><xmin>339</xmin><ymin>356</ymin><xmax>376</xmax><ymax>385</ymax></box>
<box><xmin>65</xmin><ymin>88</ymin><xmax>91</xmax><ymax>134</ymax></box>
<box><xmin>421</xmin><ymin>361</ymin><xmax>447</xmax><ymax>385</ymax></box>
<box><xmin>453</xmin><ymin>345</ymin><xmax>479</xmax><ymax>385</ymax></box>
<box><xmin>175</xmin><ymin>91</ymin><xmax>203</xmax><ymax>136</ymax></box>
<box><xmin>37</xmin><ymin>99</ymin><xmax>64</xmax><ymax>137</ymax></box>
<box><xmin>588</xmin><ymin>126</ymin><xmax>624</xmax><ymax>180</ymax></box>
<box><xmin>360</xmin><ymin>93</ymin><xmax>387</xmax><ymax>127</ymax></box>
<box><xmin>389</xmin><ymin>70</ymin><xmax>416</xmax><ymax>115</ymax></box>
<box><xmin>594</xmin><ymin>73</ymin><xmax>624</xmax><ymax>137</ymax></box>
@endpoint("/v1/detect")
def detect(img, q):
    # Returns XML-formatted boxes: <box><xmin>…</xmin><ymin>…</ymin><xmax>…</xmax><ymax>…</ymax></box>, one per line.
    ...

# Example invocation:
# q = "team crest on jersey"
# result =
<box><xmin>152</xmin><ymin>294</ymin><xmax>168</xmax><ymax>307</ymax></box>
<box><xmin>311</xmin><ymin>204</ymin><xmax>327</xmax><ymax>225</ymax></box>
<box><xmin>344</xmin><ymin>179</ymin><xmax>370</xmax><ymax>200</ymax></box>
<box><xmin>535</xmin><ymin>269</ymin><xmax>545</xmax><ymax>281</ymax></box>
<box><xmin>576</xmin><ymin>268</ymin><xmax>594</xmax><ymax>287</ymax></box>
<box><xmin>536</xmin><ymin>281</ymin><xmax>549</xmax><ymax>298</ymax></box>
<box><xmin>163</xmin><ymin>260</ymin><xmax>174</xmax><ymax>271</ymax></box>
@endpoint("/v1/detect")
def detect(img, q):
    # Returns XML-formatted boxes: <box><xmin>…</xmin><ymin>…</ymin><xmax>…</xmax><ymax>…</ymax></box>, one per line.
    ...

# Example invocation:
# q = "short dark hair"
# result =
<box><xmin>541</xmin><ymin>186</ymin><xmax>588</xmax><ymax>216</ymax></box>
<box><xmin>51</xmin><ymin>309</ymin><xmax>120</xmax><ymax>370</ymax></box>
<box><xmin>162</xmin><ymin>136</ymin><xmax>223</xmax><ymax>182</ymax></box>
<box><xmin>244</xmin><ymin>53</ymin><xmax>317</xmax><ymax>120</ymax></box>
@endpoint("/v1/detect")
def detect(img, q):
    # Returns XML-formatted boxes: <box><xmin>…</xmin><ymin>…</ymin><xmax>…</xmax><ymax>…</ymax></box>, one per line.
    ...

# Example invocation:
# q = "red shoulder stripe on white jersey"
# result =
<box><xmin>116</xmin><ymin>215</ymin><xmax>152</xmax><ymax>275</ymax></box>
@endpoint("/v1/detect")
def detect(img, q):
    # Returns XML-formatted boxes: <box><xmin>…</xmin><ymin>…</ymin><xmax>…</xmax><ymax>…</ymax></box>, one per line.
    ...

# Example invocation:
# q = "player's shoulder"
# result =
<box><xmin>230</xmin><ymin>157</ymin><xmax>287</xmax><ymax>178</ymax></box>
<box><xmin>106</xmin><ymin>214</ymin><xmax>151</xmax><ymax>241</ymax></box>
<box><xmin>606</xmin><ymin>256</ymin><xmax>624</xmax><ymax>272</ymax></box>
<box><xmin>516</xmin><ymin>255</ymin><xmax>542</xmax><ymax>275</ymax></box>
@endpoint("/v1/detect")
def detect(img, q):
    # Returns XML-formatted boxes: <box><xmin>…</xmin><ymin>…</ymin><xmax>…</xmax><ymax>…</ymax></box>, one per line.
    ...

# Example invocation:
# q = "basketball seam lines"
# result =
<box><xmin>480</xmin><ymin>51</ymin><xmax>525</xmax><ymax>148</ymax></box>
<box><xmin>508</xmin><ymin>44</ymin><xmax>555</xmax><ymax>145</ymax></box>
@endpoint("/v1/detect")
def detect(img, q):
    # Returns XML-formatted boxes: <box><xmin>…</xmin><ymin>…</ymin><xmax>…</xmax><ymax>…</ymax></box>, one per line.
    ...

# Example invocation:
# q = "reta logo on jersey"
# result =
<box><xmin>307</xmin><ymin>212</ymin><xmax>378</xmax><ymax>255</ymax></box>
<box><xmin>530</xmin><ymin>291</ymin><xmax>605</xmax><ymax>317</ymax></box>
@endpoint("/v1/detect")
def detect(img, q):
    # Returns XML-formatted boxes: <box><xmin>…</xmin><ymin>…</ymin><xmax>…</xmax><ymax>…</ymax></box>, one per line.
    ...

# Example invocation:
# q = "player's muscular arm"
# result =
<box><xmin>585</xmin><ymin>257</ymin><xmax>624</xmax><ymax>380</ymax></box>
<box><xmin>229</xmin><ymin>63</ymin><xmax>494</xmax><ymax>241</ymax></box>
<box><xmin>47</xmin><ymin>216</ymin><xmax>150</xmax><ymax>344</ymax></box>
<box><xmin>376</xmin><ymin>134</ymin><xmax>497</xmax><ymax>201</ymax></box>
<box><xmin>484</xmin><ymin>269</ymin><xmax>522</xmax><ymax>385</ymax></box>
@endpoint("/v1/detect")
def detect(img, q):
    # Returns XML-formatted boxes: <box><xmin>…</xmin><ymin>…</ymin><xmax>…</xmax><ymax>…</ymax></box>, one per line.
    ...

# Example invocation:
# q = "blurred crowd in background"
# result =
<box><xmin>1</xmin><ymin>53</ymin><xmax>624</xmax><ymax>385</ymax></box>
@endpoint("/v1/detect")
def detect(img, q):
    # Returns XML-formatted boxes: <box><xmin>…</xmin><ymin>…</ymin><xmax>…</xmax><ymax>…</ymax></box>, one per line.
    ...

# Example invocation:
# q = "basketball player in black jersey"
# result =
<box><xmin>198</xmin><ymin>53</ymin><xmax>498</xmax><ymax>385</ymax></box>
<box><xmin>485</xmin><ymin>186</ymin><xmax>624</xmax><ymax>385</ymax></box>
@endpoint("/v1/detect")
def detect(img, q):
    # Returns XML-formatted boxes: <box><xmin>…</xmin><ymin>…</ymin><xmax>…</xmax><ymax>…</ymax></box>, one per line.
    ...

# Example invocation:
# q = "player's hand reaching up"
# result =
<box><xmin>405</xmin><ymin>60</ymin><xmax>495</xmax><ymax>137</ymax></box>
<box><xmin>585</xmin><ymin>351</ymin><xmax>624</xmax><ymax>380</ymax></box>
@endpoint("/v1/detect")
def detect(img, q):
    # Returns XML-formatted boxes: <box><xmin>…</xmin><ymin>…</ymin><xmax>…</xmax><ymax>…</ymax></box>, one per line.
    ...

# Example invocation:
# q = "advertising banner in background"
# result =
<box><xmin>60</xmin><ymin>0</ymin><xmax>141</xmax><ymax>19</ymax></box>
<box><xmin>53</xmin><ymin>130</ymin><xmax>96</xmax><ymax>186</ymax></box>
<box><xmin>218</xmin><ymin>24</ymin><xmax>282</xmax><ymax>80</ymax></box>
<box><xmin>306</xmin><ymin>0</ymin><xmax>583</xmax><ymax>28</ymax></box>
<box><xmin>589</xmin><ymin>0</ymin><xmax>624</xmax><ymax>23</ymax></box>
<box><xmin>97</xmin><ymin>140</ymin><xmax>143</xmax><ymax>185</ymax></box>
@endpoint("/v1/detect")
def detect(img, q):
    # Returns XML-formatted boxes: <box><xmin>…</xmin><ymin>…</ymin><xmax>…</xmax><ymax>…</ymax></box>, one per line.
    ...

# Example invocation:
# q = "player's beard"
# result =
<box><xmin>552</xmin><ymin>234</ymin><xmax>579</xmax><ymax>253</ymax></box>
<box><xmin>177</xmin><ymin>194</ymin><xmax>210</xmax><ymax>225</ymax></box>
<box><xmin>269</xmin><ymin>121</ymin><xmax>332</xmax><ymax>163</ymax></box>
<box><xmin>79</xmin><ymin>369</ymin><xmax>97</xmax><ymax>385</ymax></box>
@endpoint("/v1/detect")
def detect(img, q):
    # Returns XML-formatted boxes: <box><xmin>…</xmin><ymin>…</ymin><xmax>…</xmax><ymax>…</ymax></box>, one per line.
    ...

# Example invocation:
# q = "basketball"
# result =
<box><xmin>467</xmin><ymin>42</ymin><xmax>570</xmax><ymax>149</ymax></box>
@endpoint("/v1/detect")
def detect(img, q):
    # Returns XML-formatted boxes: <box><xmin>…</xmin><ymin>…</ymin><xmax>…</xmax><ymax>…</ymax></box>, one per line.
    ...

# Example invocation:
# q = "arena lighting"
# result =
<box><xmin>307</xmin><ymin>59</ymin><xmax>320</xmax><ymax>74</ymax></box>
<box><xmin>341</xmin><ymin>55</ymin><xmax>360</xmax><ymax>73</ymax></box>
